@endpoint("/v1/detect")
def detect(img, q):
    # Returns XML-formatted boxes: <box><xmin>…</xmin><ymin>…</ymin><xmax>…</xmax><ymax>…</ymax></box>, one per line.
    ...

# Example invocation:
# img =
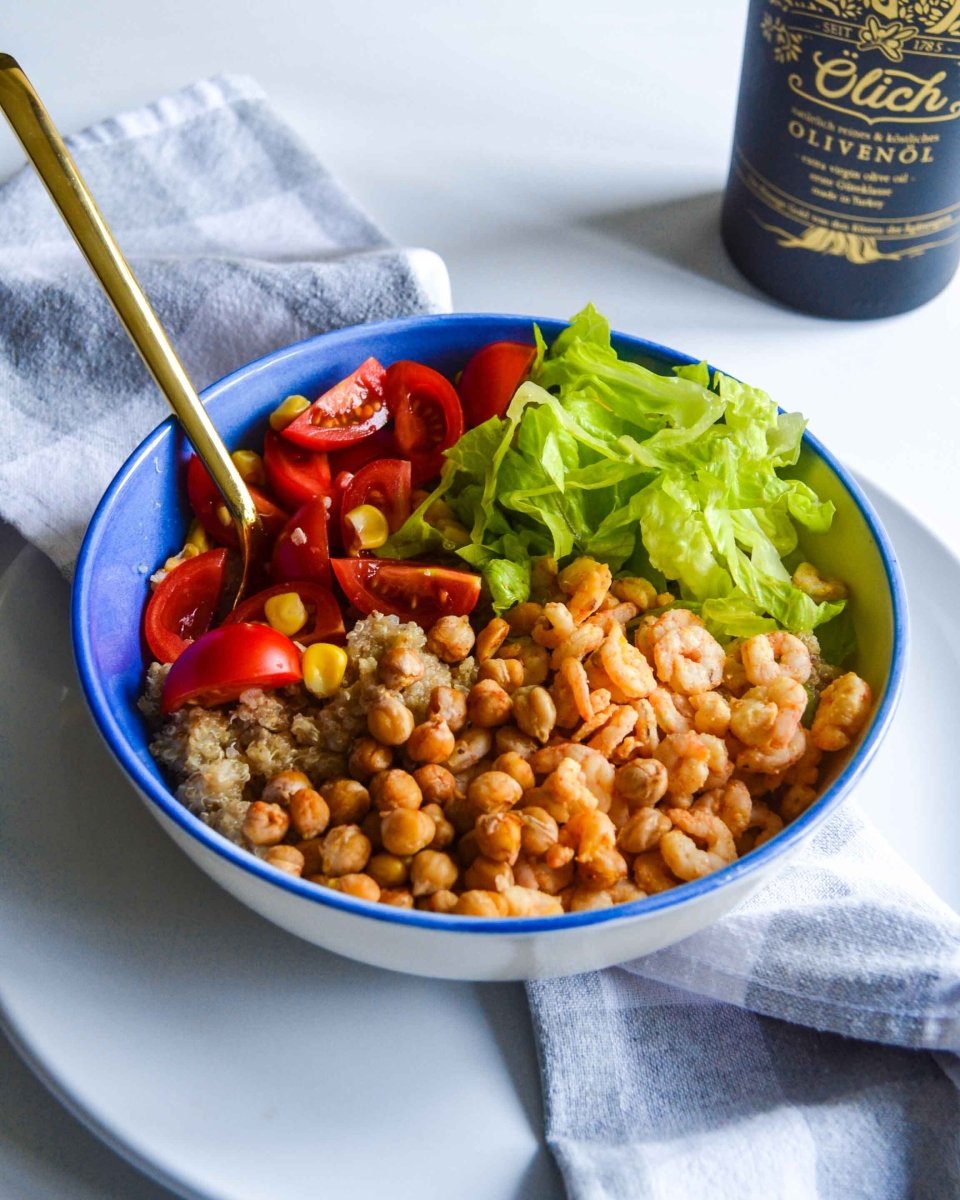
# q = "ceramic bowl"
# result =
<box><xmin>72</xmin><ymin>314</ymin><xmax>907</xmax><ymax>980</ymax></box>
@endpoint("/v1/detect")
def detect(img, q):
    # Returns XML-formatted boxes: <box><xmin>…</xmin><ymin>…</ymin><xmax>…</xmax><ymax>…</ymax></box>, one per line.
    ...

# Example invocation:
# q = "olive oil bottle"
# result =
<box><xmin>722</xmin><ymin>0</ymin><xmax>960</xmax><ymax>318</ymax></box>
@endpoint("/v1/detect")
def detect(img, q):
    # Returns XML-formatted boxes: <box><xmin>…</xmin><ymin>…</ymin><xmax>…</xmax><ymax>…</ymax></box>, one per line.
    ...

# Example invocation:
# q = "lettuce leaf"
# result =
<box><xmin>378</xmin><ymin>304</ymin><xmax>847</xmax><ymax>636</ymax></box>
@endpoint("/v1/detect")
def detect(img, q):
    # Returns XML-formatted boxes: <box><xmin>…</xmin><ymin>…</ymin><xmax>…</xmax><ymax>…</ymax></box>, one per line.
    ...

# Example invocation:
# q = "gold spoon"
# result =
<box><xmin>0</xmin><ymin>54</ymin><xmax>262</xmax><ymax>603</ymax></box>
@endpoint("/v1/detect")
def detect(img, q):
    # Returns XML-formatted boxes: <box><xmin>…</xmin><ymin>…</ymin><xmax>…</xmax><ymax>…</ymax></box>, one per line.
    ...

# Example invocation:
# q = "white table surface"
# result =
<box><xmin>2</xmin><ymin>2</ymin><xmax>958</xmax><ymax>1197</ymax></box>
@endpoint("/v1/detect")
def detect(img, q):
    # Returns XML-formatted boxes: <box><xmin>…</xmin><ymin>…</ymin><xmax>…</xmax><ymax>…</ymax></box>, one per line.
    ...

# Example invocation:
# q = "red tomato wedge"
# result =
<box><xmin>340</xmin><ymin>459</ymin><xmax>412</xmax><ymax>552</ymax></box>
<box><xmin>331</xmin><ymin>559</ymin><xmax>481</xmax><ymax>626</ymax></box>
<box><xmin>144</xmin><ymin>548</ymin><xmax>228</xmax><ymax>663</ymax></box>
<box><xmin>281</xmin><ymin>358</ymin><xmax>389</xmax><ymax>450</ymax></box>
<box><xmin>457</xmin><ymin>341</ymin><xmax>536</xmax><ymax>428</ymax></box>
<box><xmin>272</xmin><ymin>495</ymin><xmax>332</xmax><ymax>588</ymax></box>
<box><xmin>186</xmin><ymin>455</ymin><xmax>288</xmax><ymax>548</ymax></box>
<box><xmin>263</xmin><ymin>431</ymin><xmax>331</xmax><ymax>510</ymax></box>
<box><xmin>161</xmin><ymin>623</ymin><xmax>302</xmax><ymax>714</ymax></box>
<box><xmin>224</xmin><ymin>582</ymin><xmax>345</xmax><ymax>645</ymax></box>
<box><xmin>385</xmin><ymin>362</ymin><xmax>464</xmax><ymax>485</ymax></box>
<box><xmin>328</xmin><ymin>427</ymin><xmax>399</xmax><ymax>478</ymax></box>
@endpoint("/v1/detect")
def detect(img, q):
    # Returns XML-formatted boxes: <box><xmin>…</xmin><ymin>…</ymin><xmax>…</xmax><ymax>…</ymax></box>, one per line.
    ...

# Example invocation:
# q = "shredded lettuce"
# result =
<box><xmin>380</xmin><ymin>304</ymin><xmax>846</xmax><ymax>635</ymax></box>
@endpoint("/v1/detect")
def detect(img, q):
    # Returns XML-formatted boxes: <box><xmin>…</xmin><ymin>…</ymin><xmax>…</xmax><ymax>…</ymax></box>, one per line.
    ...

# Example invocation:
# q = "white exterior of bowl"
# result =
<box><xmin>151</xmin><ymin>798</ymin><xmax>790</xmax><ymax>980</ymax></box>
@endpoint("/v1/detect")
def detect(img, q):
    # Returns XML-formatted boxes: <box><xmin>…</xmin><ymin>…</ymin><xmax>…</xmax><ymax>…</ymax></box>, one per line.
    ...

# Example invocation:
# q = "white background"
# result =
<box><xmin>2</xmin><ymin>1</ymin><xmax>958</xmax><ymax>1197</ymax></box>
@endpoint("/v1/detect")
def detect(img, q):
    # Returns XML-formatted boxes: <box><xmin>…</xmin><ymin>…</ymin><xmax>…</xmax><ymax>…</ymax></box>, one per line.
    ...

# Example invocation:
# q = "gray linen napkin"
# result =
<box><xmin>529</xmin><ymin>803</ymin><xmax>960</xmax><ymax>1198</ymax></box>
<box><xmin>0</xmin><ymin>74</ymin><xmax>449</xmax><ymax>575</ymax></box>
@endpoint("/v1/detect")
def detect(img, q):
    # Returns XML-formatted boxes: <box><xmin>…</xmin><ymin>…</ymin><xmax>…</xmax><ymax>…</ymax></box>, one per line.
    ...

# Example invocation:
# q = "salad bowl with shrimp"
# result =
<box><xmin>72</xmin><ymin>308</ymin><xmax>906</xmax><ymax>980</ymax></box>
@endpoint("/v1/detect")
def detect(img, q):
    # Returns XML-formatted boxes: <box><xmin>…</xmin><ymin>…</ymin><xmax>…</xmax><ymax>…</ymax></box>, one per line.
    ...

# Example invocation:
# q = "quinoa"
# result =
<box><xmin>143</xmin><ymin>614</ymin><xmax>476</xmax><ymax>845</ymax></box>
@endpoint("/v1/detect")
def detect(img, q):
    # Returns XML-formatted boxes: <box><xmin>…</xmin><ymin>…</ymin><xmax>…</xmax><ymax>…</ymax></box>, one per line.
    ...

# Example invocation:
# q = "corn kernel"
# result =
<box><xmin>302</xmin><ymin>643</ymin><xmax>348</xmax><ymax>699</ymax></box>
<box><xmin>162</xmin><ymin>542</ymin><xmax>202</xmax><ymax>573</ymax></box>
<box><xmin>216</xmin><ymin>503</ymin><xmax>232</xmax><ymax>528</ymax></box>
<box><xmin>344</xmin><ymin>504</ymin><xmax>390</xmax><ymax>551</ymax></box>
<box><xmin>231</xmin><ymin>449</ymin><xmax>265</xmax><ymax>486</ymax></box>
<box><xmin>264</xmin><ymin>591</ymin><xmax>308</xmax><ymax>637</ymax></box>
<box><xmin>185</xmin><ymin>519</ymin><xmax>211</xmax><ymax>552</ymax></box>
<box><xmin>437</xmin><ymin>519</ymin><xmax>471</xmax><ymax>548</ymax></box>
<box><xmin>269</xmin><ymin>394</ymin><xmax>311</xmax><ymax>431</ymax></box>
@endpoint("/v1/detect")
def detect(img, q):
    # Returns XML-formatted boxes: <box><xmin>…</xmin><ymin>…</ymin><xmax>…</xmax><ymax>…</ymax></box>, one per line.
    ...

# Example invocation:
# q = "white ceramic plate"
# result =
<box><xmin>0</xmin><ymin>479</ymin><xmax>957</xmax><ymax>1200</ymax></box>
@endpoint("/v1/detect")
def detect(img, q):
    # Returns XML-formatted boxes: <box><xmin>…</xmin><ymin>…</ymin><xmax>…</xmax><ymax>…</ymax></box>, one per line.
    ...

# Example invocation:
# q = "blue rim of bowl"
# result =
<box><xmin>72</xmin><ymin>313</ymin><xmax>909</xmax><ymax>936</ymax></box>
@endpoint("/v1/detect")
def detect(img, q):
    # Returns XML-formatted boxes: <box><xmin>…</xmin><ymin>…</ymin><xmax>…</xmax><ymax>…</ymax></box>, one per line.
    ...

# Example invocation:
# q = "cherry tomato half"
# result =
<box><xmin>457</xmin><ymin>341</ymin><xmax>536</xmax><ymax>428</ymax></box>
<box><xmin>143</xmin><ymin>548</ymin><xmax>228</xmax><ymax>663</ymax></box>
<box><xmin>161</xmin><ymin>623</ymin><xmax>302</xmax><ymax>714</ymax></box>
<box><xmin>340</xmin><ymin>459</ymin><xmax>412</xmax><ymax>551</ymax></box>
<box><xmin>271</xmin><ymin>495</ymin><xmax>332</xmax><ymax>588</ymax></box>
<box><xmin>225</xmin><ymin>582</ymin><xmax>345</xmax><ymax>645</ymax></box>
<box><xmin>331</xmin><ymin>559</ymin><xmax>481</xmax><ymax>626</ymax></box>
<box><xmin>186</xmin><ymin>455</ymin><xmax>289</xmax><ymax>548</ymax></box>
<box><xmin>281</xmin><ymin>358</ymin><xmax>389</xmax><ymax>450</ymax></box>
<box><xmin>263</xmin><ymin>430</ymin><xmax>331</xmax><ymax>511</ymax></box>
<box><xmin>328</xmin><ymin>427</ymin><xmax>399</xmax><ymax>478</ymax></box>
<box><xmin>386</xmin><ymin>362</ymin><xmax>464</xmax><ymax>485</ymax></box>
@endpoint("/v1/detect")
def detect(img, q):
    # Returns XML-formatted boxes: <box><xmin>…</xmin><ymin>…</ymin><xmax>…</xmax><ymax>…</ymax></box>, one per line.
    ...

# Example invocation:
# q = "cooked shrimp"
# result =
<box><xmin>649</xmin><ymin>686</ymin><xmax>693</xmax><ymax>734</ymax></box>
<box><xmin>531</xmin><ymin>602</ymin><xmax>576</xmax><ymax>649</ymax></box>
<box><xmin>654</xmin><ymin>625</ymin><xmax>724</xmax><ymax>695</ymax></box>
<box><xmin>700</xmin><ymin>733</ymin><xmax>733</xmax><ymax>788</ymax></box>
<box><xmin>792</xmin><ymin>561</ymin><xmax>848</xmax><ymax>603</ymax></box>
<box><xmin>528</xmin><ymin>743</ymin><xmax>615</xmax><ymax>808</ymax></box>
<box><xmin>634</xmin><ymin>607</ymin><xmax>704</xmax><ymax>662</ymax></box>
<box><xmin>586</xmin><ymin>705</ymin><xmax>640</xmax><ymax>757</ymax></box>
<box><xmin>660</xmin><ymin>808</ymin><xmax>736</xmax><ymax>880</ymax></box>
<box><xmin>737</xmin><ymin>725</ymin><xmax>808</xmax><ymax>774</ymax></box>
<box><xmin>611</xmin><ymin>576</ymin><xmax>659</xmax><ymax>610</ymax></box>
<box><xmin>692</xmin><ymin>780</ymin><xmax>752</xmax><ymax>838</ymax></box>
<box><xmin>654</xmin><ymin>731</ymin><xmax>712</xmax><ymax>805</ymax></box>
<box><xmin>552</xmin><ymin>657</ymin><xmax>594</xmax><ymax>727</ymax></box>
<box><xmin>557</xmin><ymin>556</ymin><xmax>612</xmax><ymax>624</ymax></box>
<box><xmin>741</xmin><ymin>632</ymin><xmax>812</xmax><ymax>687</ymax></box>
<box><xmin>590</xmin><ymin>628</ymin><xmax>656</xmax><ymax>700</ymax></box>
<box><xmin>731</xmin><ymin>675</ymin><xmax>806</xmax><ymax>750</ymax></box>
<box><xmin>738</xmin><ymin>801</ymin><xmax>784</xmax><ymax>852</ymax></box>
<box><xmin>811</xmin><ymin>672</ymin><xmax>873</xmax><ymax>752</ymax></box>
<box><xmin>610</xmin><ymin>697</ymin><xmax>659</xmax><ymax>762</ymax></box>
<box><xmin>632</xmin><ymin>849</ymin><xmax>679</xmax><ymax>894</ymax></box>
<box><xmin>690</xmin><ymin>690</ymin><xmax>731</xmax><ymax>737</ymax></box>
<box><xmin>552</xmin><ymin>623</ymin><xmax>605</xmax><ymax>670</ymax></box>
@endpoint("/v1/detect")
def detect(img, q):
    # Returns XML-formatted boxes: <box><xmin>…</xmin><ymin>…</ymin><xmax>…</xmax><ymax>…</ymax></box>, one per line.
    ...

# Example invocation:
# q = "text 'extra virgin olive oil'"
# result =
<box><xmin>722</xmin><ymin>0</ymin><xmax>960</xmax><ymax>318</ymax></box>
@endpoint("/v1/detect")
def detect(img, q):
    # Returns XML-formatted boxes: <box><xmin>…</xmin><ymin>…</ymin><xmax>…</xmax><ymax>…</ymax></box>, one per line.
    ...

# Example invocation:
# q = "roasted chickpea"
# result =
<box><xmin>528</xmin><ymin>857</ymin><xmax>575</xmax><ymax>895</ymax></box>
<box><xmin>568</xmin><ymin>886</ymin><xmax>615</xmax><ymax>913</ymax></box>
<box><xmin>428</xmin><ymin>686</ymin><xmax>467</xmax><ymax>733</ymax></box>
<box><xmin>361</xmin><ymin>809</ymin><xmax>384</xmax><ymax>851</ymax></box>
<box><xmin>466</xmin><ymin>770</ymin><xmax>523</xmax><ymax>816</ymax></box>
<box><xmin>446</xmin><ymin>728</ymin><xmax>493</xmax><ymax>773</ymax></box>
<box><xmin>242</xmin><ymin>800</ymin><xmax>289</xmax><ymax>846</ymax></box>
<box><xmin>475</xmin><ymin>617</ymin><xmax>510</xmax><ymax>663</ymax></box>
<box><xmin>296</xmin><ymin>837</ymin><xmax>325</xmax><ymax>875</ymax></box>
<box><xmin>336</xmin><ymin>872</ymin><xmax>381</xmax><ymax>902</ymax></box>
<box><xmin>348</xmin><ymin>737</ymin><xmax>393</xmax><ymax>781</ymax></box>
<box><xmin>478</xmin><ymin>657</ymin><xmax>524</xmax><ymax>693</ymax></box>
<box><xmin>617</xmin><ymin>807</ymin><xmax>671</xmax><ymax>854</ymax></box>
<box><xmin>366</xmin><ymin>852</ymin><xmax>409</xmax><ymax>889</ymax></box>
<box><xmin>406</xmin><ymin>716</ymin><xmax>457</xmax><ymax>764</ymax></box>
<box><xmin>577</xmin><ymin>845</ymin><xmax>628</xmax><ymax>890</ymax></box>
<box><xmin>420</xmin><ymin>889</ymin><xmax>459</xmax><ymax>913</ymax></box>
<box><xmin>464</xmin><ymin>856</ymin><xmax>514</xmax><ymax>893</ymax></box>
<box><xmin>494</xmin><ymin>726</ymin><xmax>539</xmax><ymax>759</ymax></box>
<box><xmin>322</xmin><ymin>778</ymin><xmax>371</xmax><ymax>826</ymax></box>
<box><xmin>453</xmin><ymin>890</ymin><xmax>510</xmax><ymax>917</ymax></box>
<box><xmin>445</xmin><ymin>796</ymin><xmax>477</xmax><ymax>837</ymax></box>
<box><xmin>519</xmin><ymin>806</ymin><xmax>560</xmax><ymax>857</ymax></box>
<box><xmin>261</xmin><ymin>770</ymin><xmax>311</xmax><ymax>807</ymax></box>
<box><xmin>320</xmin><ymin>824</ymin><xmax>372</xmax><ymax>876</ymax></box>
<box><xmin>367</xmin><ymin>693</ymin><xmax>416</xmax><ymax>746</ymax></box>
<box><xmin>467</xmin><ymin>679</ymin><xmax>513</xmax><ymax>728</ymax></box>
<box><xmin>378</xmin><ymin>645</ymin><xmax>424</xmax><ymax>690</ymax></box>
<box><xmin>501</xmin><ymin>885</ymin><xmax>564</xmax><ymax>916</ymax></box>
<box><xmin>263</xmin><ymin>845</ymin><xmax>305</xmax><ymax>876</ymax></box>
<box><xmin>512</xmin><ymin>686</ymin><xmax>557</xmax><ymax>743</ymax></box>
<box><xmin>474</xmin><ymin>811</ymin><xmax>523</xmax><ymax>865</ymax></box>
<box><xmin>371</xmin><ymin>768</ymin><xmax>423</xmax><ymax>813</ymax></box>
<box><xmin>409</xmin><ymin>849</ymin><xmax>459</xmax><ymax>897</ymax></box>
<box><xmin>456</xmin><ymin>829</ymin><xmax>482</xmax><ymax>868</ymax></box>
<box><xmin>422</xmin><ymin>802</ymin><xmax>455</xmax><ymax>850</ymax></box>
<box><xmin>491</xmin><ymin>751</ymin><xmax>536</xmax><ymax>791</ymax></box>
<box><xmin>381</xmin><ymin>808</ymin><xmax>437</xmax><ymax>856</ymax></box>
<box><xmin>288</xmin><ymin>787</ymin><xmax>331</xmax><ymax>839</ymax></box>
<box><xmin>505</xmin><ymin>602</ymin><xmax>542</xmax><ymax>636</ymax></box>
<box><xmin>615</xmin><ymin>759</ymin><xmax>669</xmax><ymax>808</ymax></box>
<box><xmin>413</xmin><ymin>763</ymin><xmax>457</xmax><ymax>807</ymax></box>
<box><xmin>379</xmin><ymin>888</ymin><xmax>415</xmax><ymax>909</ymax></box>
<box><xmin>426</xmin><ymin>615</ymin><xmax>476</xmax><ymax>663</ymax></box>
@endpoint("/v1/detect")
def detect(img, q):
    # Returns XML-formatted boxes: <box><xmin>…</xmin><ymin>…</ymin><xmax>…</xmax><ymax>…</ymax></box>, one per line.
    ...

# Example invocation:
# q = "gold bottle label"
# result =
<box><xmin>733</xmin><ymin>0</ymin><xmax>960</xmax><ymax>264</ymax></box>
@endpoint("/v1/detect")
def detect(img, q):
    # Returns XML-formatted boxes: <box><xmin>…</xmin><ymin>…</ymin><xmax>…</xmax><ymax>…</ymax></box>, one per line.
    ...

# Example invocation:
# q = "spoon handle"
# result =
<box><xmin>0</xmin><ymin>54</ymin><xmax>258</xmax><ymax>536</ymax></box>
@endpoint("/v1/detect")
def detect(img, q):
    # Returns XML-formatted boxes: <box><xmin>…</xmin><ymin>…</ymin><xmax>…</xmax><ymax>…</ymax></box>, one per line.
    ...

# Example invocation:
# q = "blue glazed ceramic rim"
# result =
<box><xmin>72</xmin><ymin>313</ymin><xmax>909</xmax><ymax>936</ymax></box>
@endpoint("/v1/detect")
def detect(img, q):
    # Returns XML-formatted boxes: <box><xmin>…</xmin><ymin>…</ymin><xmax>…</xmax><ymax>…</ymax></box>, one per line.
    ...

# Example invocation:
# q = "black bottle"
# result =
<box><xmin>722</xmin><ymin>0</ymin><xmax>960</xmax><ymax>319</ymax></box>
